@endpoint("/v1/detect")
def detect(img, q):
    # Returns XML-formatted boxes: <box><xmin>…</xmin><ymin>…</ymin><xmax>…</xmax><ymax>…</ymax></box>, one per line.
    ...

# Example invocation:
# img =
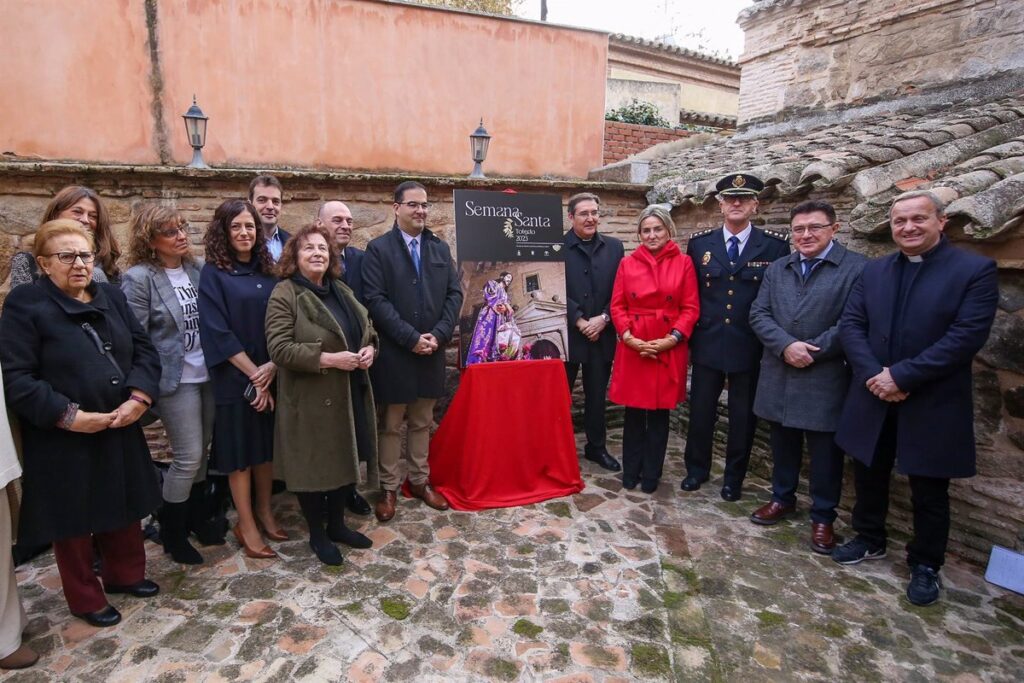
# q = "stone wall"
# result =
<box><xmin>603</xmin><ymin>122</ymin><xmax>693</xmax><ymax>165</ymax></box>
<box><xmin>659</xmin><ymin>193</ymin><xmax>1024</xmax><ymax>565</ymax></box>
<box><xmin>736</xmin><ymin>0</ymin><xmax>1024</xmax><ymax>125</ymax></box>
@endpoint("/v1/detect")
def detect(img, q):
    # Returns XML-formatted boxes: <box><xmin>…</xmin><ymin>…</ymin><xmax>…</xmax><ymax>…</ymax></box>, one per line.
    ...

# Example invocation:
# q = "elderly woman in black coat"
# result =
<box><xmin>0</xmin><ymin>219</ymin><xmax>162</xmax><ymax>628</ymax></box>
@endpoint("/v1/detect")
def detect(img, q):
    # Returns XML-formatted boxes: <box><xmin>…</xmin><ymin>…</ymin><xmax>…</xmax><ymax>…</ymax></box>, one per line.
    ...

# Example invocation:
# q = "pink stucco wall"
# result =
<box><xmin>0</xmin><ymin>0</ymin><xmax>608</xmax><ymax>178</ymax></box>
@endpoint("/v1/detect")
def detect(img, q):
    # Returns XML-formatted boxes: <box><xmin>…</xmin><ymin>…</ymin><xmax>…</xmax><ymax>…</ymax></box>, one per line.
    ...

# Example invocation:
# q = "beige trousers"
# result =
<box><xmin>0</xmin><ymin>488</ymin><xmax>27</xmax><ymax>659</ymax></box>
<box><xmin>379</xmin><ymin>399</ymin><xmax>436</xmax><ymax>490</ymax></box>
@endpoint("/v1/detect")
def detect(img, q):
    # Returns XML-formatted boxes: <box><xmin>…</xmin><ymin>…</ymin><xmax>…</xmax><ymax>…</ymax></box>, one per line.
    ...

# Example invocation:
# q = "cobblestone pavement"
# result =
<box><xmin>9</xmin><ymin>431</ymin><xmax>1024</xmax><ymax>682</ymax></box>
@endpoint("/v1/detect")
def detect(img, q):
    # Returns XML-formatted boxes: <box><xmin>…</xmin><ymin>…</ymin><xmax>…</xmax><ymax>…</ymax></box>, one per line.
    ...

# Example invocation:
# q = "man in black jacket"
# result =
<box><xmin>682</xmin><ymin>173</ymin><xmax>790</xmax><ymax>501</ymax></box>
<box><xmin>317</xmin><ymin>200</ymin><xmax>366</xmax><ymax>303</ymax></box>
<box><xmin>563</xmin><ymin>192</ymin><xmax>624</xmax><ymax>471</ymax></box>
<box><xmin>362</xmin><ymin>181</ymin><xmax>463</xmax><ymax>522</ymax></box>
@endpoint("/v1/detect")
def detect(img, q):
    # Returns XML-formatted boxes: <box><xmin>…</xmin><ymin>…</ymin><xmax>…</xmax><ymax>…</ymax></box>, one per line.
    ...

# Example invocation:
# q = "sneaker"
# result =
<box><xmin>906</xmin><ymin>564</ymin><xmax>941</xmax><ymax>606</ymax></box>
<box><xmin>831</xmin><ymin>537</ymin><xmax>887</xmax><ymax>565</ymax></box>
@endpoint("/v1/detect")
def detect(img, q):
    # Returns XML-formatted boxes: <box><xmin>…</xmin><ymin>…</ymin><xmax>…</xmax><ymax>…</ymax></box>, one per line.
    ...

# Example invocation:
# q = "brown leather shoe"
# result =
<box><xmin>409</xmin><ymin>482</ymin><xmax>449</xmax><ymax>511</ymax></box>
<box><xmin>375</xmin><ymin>490</ymin><xmax>398</xmax><ymax>522</ymax></box>
<box><xmin>0</xmin><ymin>643</ymin><xmax>39</xmax><ymax>670</ymax></box>
<box><xmin>750</xmin><ymin>500</ymin><xmax>796</xmax><ymax>526</ymax></box>
<box><xmin>811</xmin><ymin>522</ymin><xmax>837</xmax><ymax>554</ymax></box>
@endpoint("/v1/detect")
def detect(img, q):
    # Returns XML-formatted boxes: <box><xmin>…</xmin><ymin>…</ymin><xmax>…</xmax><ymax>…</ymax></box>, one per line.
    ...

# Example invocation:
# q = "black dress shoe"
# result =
<box><xmin>640</xmin><ymin>479</ymin><xmax>659</xmax><ymax>494</ymax></box>
<box><xmin>104</xmin><ymin>579</ymin><xmax>160</xmax><ymax>598</ymax></box>
<box><xmin>347</xmin><ymin>490</ymin><xmax>372</xmax><ymax>516</ymax></box>
<box><xmin>584</xmin><ymin>449</ymin><xmax>621</xmax><ymax>472</ymax></box>
<box><xmin>680</xmin><ymin>476</ymin><xmax>704</xmax><ymax>492</ymax></box>
<box><xmin>622</xmin><ymin>476</ymin><xmax>639</xmax><ymax>490</ymax></box>
<box><xmin>73</xmin><ymin>604</ymin><xmax>121</xmax><ymax>627</ymax></box>
<box><xmin>720</xmin><ymin>485</ymin><xmax>742</xmax><ymax>502</ymax></box>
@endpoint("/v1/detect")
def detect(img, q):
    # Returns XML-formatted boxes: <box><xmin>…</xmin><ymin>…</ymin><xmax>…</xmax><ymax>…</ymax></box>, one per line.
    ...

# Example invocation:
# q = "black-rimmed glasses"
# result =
<box><xmin>42</xmin><ymin>251</ymin><xmax>95</xmax><ymax>264</ymax></box>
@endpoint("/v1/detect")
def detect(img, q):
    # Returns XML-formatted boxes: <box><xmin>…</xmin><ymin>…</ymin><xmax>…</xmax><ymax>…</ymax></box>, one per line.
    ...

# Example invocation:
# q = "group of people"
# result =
<box><xmin>0</xmin><ymin>168</ymin><xmax>998</xmax><ymax>668</ymax></box>
<box><xmin>564</xmin><ymin>174</ymin><xmax>997</xmax><ymax>610</ymax></box>
<box><xmin>0</xmin><ymin>176</ymin><xmax>462</xmax><ymax>666</ymax></box>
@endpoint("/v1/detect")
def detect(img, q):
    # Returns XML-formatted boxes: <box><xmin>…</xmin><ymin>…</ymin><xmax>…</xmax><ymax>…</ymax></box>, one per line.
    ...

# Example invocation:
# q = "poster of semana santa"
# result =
<box><xmin>453</xmin><ymin>189</ymin><xmax>568</xmax><ymax>368</ymax></box>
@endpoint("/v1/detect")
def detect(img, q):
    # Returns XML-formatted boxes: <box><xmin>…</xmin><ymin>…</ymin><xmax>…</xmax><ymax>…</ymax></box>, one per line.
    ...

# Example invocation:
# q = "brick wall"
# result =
<box><xmin>603</xmin><ymin>121</ymin><xmax>693</xmax><ymax>165</ymax></box>
<box><xmin>737</xmin><ymin>0</ymin><xmax>1024</xmax><ymax>124</ymax></box>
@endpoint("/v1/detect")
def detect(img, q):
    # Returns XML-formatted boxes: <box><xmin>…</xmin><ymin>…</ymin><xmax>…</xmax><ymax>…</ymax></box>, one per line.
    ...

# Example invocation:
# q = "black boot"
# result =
<box><xmin>296</xmin><ymin>492</ymin><xmax>342</xmax><ymax>566</ymax></box>
<box><xmin>161</xmin><ymin>501</ymin><xmax>203</xmax><ymax>564</ymax></box>
<box><xmin>187</xmin><ymin>480</ymin><xmax>228</xmax><ymax>546</ymax></box>
<box><xmin>327</xmin><ymin>486</ymin><xmax>373</xmax><ymax>549</ymax></box>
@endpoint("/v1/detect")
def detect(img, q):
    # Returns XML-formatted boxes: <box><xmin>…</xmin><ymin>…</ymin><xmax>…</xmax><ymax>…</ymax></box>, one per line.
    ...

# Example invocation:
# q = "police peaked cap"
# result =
<box><xmin>716</xmin><ymin>173</ymin><xmax>764</xmax><ymax>197</ymax></box>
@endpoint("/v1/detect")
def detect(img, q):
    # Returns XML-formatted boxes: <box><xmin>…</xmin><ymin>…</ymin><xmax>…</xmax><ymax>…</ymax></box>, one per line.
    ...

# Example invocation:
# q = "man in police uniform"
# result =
<box><xmin>682</xmin><ymin>173</ymin><xmax>790</xmax><ymax>501</ymax></box>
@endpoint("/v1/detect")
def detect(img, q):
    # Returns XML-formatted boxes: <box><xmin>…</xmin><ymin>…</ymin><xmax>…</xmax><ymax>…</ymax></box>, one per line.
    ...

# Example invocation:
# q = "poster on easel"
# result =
<box><xmin>453</xmin><ymin>189</ymin><xmax>567</xmax><ymax>368</ymax></box>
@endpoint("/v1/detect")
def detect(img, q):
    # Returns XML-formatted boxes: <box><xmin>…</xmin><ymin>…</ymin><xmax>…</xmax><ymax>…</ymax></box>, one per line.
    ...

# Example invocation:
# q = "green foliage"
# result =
<box><xmin>512</xmin><ymin>619</ymin><xmax>544</xmax><ymax>638</ymax></box>
<box><xmin>414</xmin><ymin>0</ymin><xmax>522</xmax><ymax>15</ymax></box>
<box><xmin>606</xmin><ymin>99</ymin><xmax>672</xmax><ymax>128</ymax></box>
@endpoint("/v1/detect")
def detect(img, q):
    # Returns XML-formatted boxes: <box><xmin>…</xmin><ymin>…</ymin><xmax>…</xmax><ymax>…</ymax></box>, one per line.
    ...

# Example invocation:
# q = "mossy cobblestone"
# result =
<box><xmin>6</xmin><ymin>428</ymin><xmax>1022</xmax><ymax>681</ymax></box>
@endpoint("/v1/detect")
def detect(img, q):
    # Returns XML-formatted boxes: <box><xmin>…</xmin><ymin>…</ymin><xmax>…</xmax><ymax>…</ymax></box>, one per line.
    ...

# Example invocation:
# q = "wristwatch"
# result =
<box><xmin>601</xmin><ymin>312</ymin><xmax>611</xmax><ymax>324</ymax></box>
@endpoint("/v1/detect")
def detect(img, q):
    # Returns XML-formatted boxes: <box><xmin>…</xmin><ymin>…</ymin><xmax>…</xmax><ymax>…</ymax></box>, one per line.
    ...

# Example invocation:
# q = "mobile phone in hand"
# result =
<box><xmin>243</xmin><ymin>382</ymin><xmax>257</xmax><ymax>402</ymax></box>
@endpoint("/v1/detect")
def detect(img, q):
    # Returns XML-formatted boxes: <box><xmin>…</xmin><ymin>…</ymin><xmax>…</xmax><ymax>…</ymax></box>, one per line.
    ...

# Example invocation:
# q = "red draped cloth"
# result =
<box><xmin>426</xmin><ymin>359</ymin><xmax>583</xmax><ymax>510</ymax></box>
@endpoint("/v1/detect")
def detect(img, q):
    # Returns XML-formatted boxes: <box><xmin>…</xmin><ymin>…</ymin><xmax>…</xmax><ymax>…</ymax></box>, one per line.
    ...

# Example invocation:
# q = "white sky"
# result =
<box><xmin>515</xmin><ymin>0</ymin><xmax>756</xmax><ymax>60</ymax></box>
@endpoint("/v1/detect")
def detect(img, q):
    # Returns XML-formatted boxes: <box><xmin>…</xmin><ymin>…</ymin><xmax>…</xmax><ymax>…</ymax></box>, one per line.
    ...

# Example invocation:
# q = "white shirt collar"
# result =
<box><xmin>400</xmin><ymin>229</ymin><xmax>422</xmax><ymax>249</ymax></box>
<box><xmin>724</xmin><ymin>224</ymin><xmax>752</xmax><ymax>248</ymax></box>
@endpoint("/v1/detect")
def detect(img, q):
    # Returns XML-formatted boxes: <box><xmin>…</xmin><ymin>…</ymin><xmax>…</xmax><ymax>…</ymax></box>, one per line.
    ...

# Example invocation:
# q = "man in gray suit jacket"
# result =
<box><xmin>748</xmin><ymin>200</ymin><xmax>867</xmax><ymax>554</ymax></box>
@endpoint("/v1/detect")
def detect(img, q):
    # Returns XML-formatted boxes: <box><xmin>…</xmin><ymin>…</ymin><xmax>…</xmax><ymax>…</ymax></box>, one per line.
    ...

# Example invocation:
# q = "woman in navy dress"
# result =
<box><xmin>198</xmin><ymin>199</ymin><xmax>284</xmax><ymax>559</ymax></box>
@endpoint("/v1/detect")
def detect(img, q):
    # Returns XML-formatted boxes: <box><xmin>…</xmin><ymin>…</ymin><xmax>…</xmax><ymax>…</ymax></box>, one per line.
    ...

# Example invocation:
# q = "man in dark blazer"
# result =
<box><xmin>317</xmin><ymin>200</ymin><xmax>366</xmax><ymax>303</ymax></box>
<box><xmin>682</xmin><ymin>173</ymin><xmax>790</xmax><ymax>501</ymax></box>
<box><xmin>563</xmin><ymin>192</ymin><xmax>625</xmax><ymax>471</ymax></box>
<box><xmin>249</xmin><ymin>175</ymin><xmax>290</xmax><ymax>262</ymax></box>
<box><xmin>833</xmin><ymin>190</ymin><xmax>998</xmax><ymax>607</ymax></box>
<box><xmin>362</xmin><ymin>181</ymin><xmax>463</xmax><ymax>522</ymax></box>
<box><xmin>748</xmin><ymin>200</ymin><xmax>867</xmax><ymax>554</ymax></box>
<box><xmin>316</xmin><ymin>199</ymin><xmax>371</xmax><ymax>516</ymax></box>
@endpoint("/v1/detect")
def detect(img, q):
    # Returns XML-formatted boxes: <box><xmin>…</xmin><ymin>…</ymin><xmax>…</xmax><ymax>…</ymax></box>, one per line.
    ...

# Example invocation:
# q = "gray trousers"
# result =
<box><xmin>0</xmin><ymin>488</ymin><xmax>27</xmax><ymax>659</ymax></box>
<box><xmin>160</xmin><ymin>382</ymin><xmax>215</xmax><ymax>503</ymax></box>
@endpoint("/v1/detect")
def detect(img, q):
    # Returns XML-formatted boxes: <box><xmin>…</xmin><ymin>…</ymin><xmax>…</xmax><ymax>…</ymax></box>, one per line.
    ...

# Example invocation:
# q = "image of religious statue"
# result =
<box><xmin>465</xmin><ymin>272</ymin><xmax>522</xmax><ymax>364</ymax></box>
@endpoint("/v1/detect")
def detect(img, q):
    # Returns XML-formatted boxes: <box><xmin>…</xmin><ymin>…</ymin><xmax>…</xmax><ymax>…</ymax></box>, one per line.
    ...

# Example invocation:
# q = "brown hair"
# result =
<box><xmin>202</xmin><ymin>199</ymin><xmax>274</xmax><ymax>272</ymax></box>
<box><xmin>41</xmin><ymin>186</ymin><xmax>121</xmax><ymax>277</ymax></box>
<box><xmin>567</xmin><ymin>192</ymin><xmax>601</xmax><ymax>215</ymax></box>
<box><xmin>126</xmin><ymin>203</ymin><xmax>193</xmax><ymax>267</ymax></box>
<box><xmin>33</xmin><ymin>219</ymin><xmax>94</xmax><ymax>258</ymax></box>
<box><xmin>275</xmin><ymin>223</ymin><xmax>341</xmax><ymax>281</ymax></box>
<box><xmin>248</xmin><ymin>175</ymin><xmax>283</xmax><ymax>201</ymax></box>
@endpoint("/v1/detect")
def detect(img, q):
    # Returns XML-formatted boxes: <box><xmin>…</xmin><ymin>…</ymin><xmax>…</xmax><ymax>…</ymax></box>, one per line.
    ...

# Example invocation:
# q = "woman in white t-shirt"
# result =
<box><xmin>121</xmin><ymin>204</ymin><xmax>213</xmax><ymax>565</ymax></box>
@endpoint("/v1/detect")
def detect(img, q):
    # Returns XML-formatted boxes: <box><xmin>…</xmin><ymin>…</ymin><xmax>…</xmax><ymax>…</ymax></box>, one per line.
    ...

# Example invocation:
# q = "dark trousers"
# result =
<box><xmin>52</xmin><ymin>523</ymin><xmax>146</xmax><ymax>614</ymax></box>
<box><xmin>852</xmin><ymin>414</ymin><xmax>951</xmax><ymax>570</ymax></box>
<box><xmin>565</xmin><ymin>360</ymin><xmax>613</xmax><ymax>453</ymax></box>
<box><xmin>768</xmin><ymin>422</ymin><xmax>845</xmax><ymax>524</ymax></box>
<box><xmin>622</xmin><ymin>408</ymin><xmax>670</xmax><ymax>485</ymax></box>
<box><xmin>683</xmin><ymin>363</ymin><xmax>758</xmax><ymax>486</ymax></box>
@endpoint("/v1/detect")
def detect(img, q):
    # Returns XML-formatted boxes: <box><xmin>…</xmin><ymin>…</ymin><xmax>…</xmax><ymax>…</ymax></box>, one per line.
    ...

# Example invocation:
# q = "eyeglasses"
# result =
<box><xmin>574</xmin><ymin>210</ymin><xmax>601</xmax><ymax>219</ymax></box>
<box><xmin>791</xmin><ymin>224</ymin><xmax>834</xmax><ymax>236</ymax></box>
<box><xmin>43</xmin><ymin>251</ymin><xmax>95</xmax><ymax>264</ymax></box>
<box><xmin>156</xmin><ymin>225</ymin><xmax>188</xmax><ymax>238</ymax></box>
<box><xmin>400</xmin><ymin>201</ymin><xmax>430</xmax><ymax>211</ymax></box>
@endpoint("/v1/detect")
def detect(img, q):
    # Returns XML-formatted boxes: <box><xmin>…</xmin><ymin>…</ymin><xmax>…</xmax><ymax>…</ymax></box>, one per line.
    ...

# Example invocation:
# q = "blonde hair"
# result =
<box><xmin>637</xmin><ymin>205</ymin><xmax>677</xmax><ymax>237</ymax></box>
<box><xmin>33</xmin><ymin>219</ymin><xmax>94</xmax><ymax>258</ymax></box>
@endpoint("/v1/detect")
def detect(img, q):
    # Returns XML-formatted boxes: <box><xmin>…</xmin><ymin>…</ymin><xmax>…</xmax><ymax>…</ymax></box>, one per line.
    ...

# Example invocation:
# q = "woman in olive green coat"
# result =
<box><xmin>265</xmin><ymin>224</ymin><xmax>379</xmax><ymax>566</ymax></box>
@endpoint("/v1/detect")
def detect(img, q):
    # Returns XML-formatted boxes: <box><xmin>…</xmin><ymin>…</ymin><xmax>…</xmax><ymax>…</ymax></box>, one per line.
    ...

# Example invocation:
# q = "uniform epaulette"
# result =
<box><xmin>763</xmin><ymin>229</ymin><xmax>789</xmax><ymax>241</ymax></box>
<box><xmin>688</xmin><ymin>228</ymin><xmax>716</xmax><ymax>239</ymax></box>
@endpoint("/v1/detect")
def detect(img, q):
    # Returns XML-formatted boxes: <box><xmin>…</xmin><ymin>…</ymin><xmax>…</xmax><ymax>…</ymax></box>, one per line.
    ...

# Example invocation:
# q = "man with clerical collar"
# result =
<box><xmin>563</xmin><ymin>192</ymin><xmax>625</xmax><ymax>472</ymax></box>
<box><xmin>316</xmin><ymin>200</ymin><xmax>366</xmax><ymax>303</ymax></box>
<box><xmin>362</xmin><ymin>181</ymin><xmax>462</xmax><ymax>522</ymax></box>
<box><xmin>832</xmin><ymin>190</ymin><xmax>998</xmax><ymax>606</ymax></box>
<box><xmin>249</xmin><ymin>175</ymin><xmax>289</xmax><ymax>262</ymax></box>
<box><xmin>747</xmin><ymin>200</ymin><xmax>867</xmax><ymax>554</ymax></box>
<box><xmin>681</xmin><ymin>173</ymin><xmax>790</xmax><ymax>501</ymax></box>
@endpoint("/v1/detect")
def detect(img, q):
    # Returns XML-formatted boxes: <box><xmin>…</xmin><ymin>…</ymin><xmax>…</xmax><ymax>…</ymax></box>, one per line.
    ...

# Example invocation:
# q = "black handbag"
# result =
<box><xmin>80</xmin><ymin>321</ymin><xmax>159</xmax><ymax>427</ymax></box>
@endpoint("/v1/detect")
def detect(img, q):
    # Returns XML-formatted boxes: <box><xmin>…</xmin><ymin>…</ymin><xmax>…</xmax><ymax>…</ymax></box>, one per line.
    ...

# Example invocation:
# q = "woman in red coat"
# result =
<box><xmin>609</xmin><ymin>206</ymin><xmax>700</xmax><ymax>493</ymax></box>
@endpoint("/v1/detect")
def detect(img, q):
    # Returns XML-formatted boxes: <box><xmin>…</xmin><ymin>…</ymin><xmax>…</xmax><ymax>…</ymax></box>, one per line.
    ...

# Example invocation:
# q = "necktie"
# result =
<box><xmin>409</xmin><ymin>238</ymin><xmax>421</xmax><ymax>275</ymax></box>
<box><xmin>727</xmin><ymin>235</ymin><xmax>739</xmax><ymax>264</ymax></box>
<box><xmin>801</xmin><ymin>257</ymin><xmax>821</xmax><ymax>281</ymax></box>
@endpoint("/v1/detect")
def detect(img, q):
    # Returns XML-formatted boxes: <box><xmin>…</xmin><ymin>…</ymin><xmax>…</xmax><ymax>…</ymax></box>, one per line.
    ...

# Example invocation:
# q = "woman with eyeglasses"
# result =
<box><xmin>7</xmin><ymin>186</ymin><xmax>122</xmax><ymax>290</ymax></box>
<box><xmin>121</xmin><ymin>204</ymin><xmax>214</xmax><ymax>564</ymax></box>
<box><xmin>198</xmin><ymin>199</ymin><xmax>283</xmax><ymax>560</ymax></box>
<box><xmin>0</xmin><ymin>219</ymin><xmax>162</xmax><ymax>628</ymax></box>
